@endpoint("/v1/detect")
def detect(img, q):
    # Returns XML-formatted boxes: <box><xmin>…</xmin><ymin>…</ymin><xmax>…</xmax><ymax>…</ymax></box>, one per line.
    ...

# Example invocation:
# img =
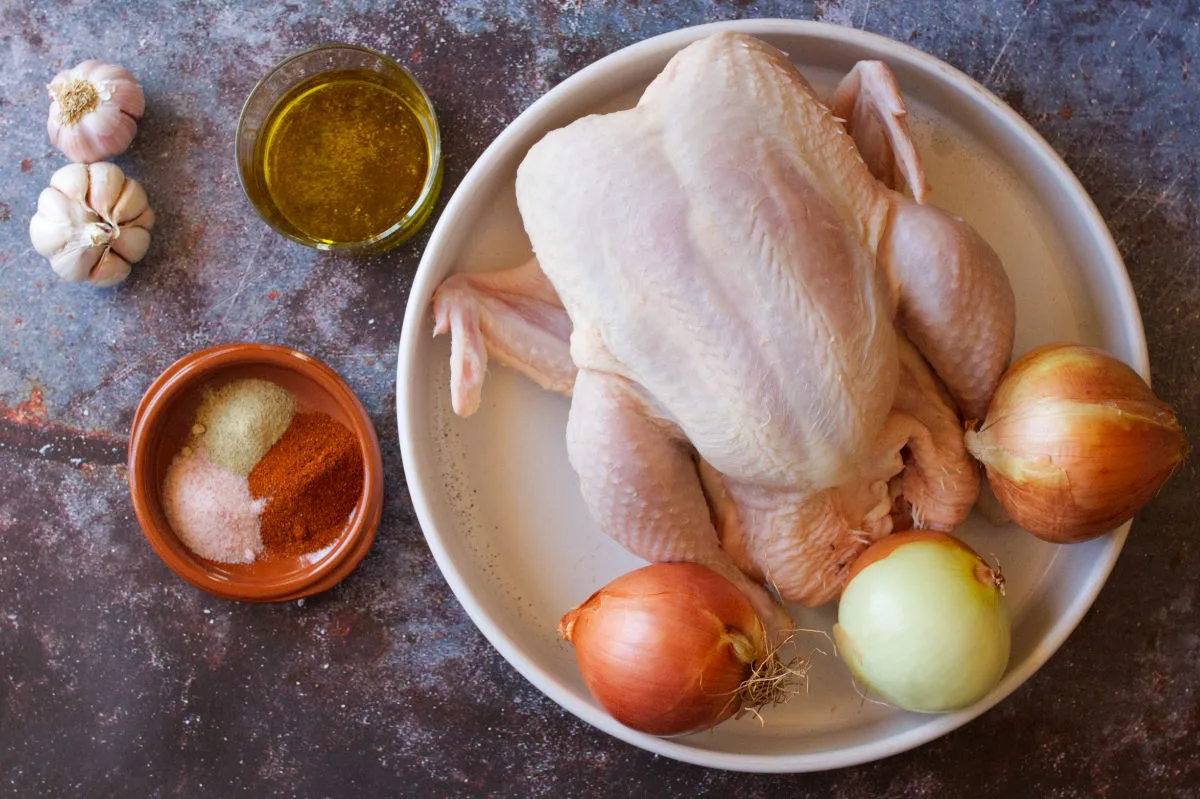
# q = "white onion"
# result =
<box><xmin>834</xmin><ymin>530</ymin><xmax>1010</xmax><ymax>713</ymax></box>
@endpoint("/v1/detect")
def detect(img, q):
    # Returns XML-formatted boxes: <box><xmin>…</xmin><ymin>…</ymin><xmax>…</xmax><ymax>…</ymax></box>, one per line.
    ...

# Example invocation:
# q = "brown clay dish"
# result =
<box><xmin>128</xmin><ymin>343</ymin><xmax>383</xmax><ymax>601</ymax></box>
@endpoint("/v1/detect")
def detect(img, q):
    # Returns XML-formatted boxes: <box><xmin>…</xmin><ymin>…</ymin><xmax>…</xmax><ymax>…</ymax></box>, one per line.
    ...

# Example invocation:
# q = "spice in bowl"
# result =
<box><xmin>162</xmin><ymin>449</ymin><xmax>265</xmax><ymax>563</ymax></box>
<box><xmin>249</xmin><ymin>413</ymin><xmax>364</xmax><ymax>557</ymax></box>
<box><xmin>161</xmin><ymin>377</ymin><xmax>364</xmax><ymax>563</ymax></box>
<box><xmin>193</xmin><ymin>378</ymin><xmax>294</xmax><ymax>475</ymax></box>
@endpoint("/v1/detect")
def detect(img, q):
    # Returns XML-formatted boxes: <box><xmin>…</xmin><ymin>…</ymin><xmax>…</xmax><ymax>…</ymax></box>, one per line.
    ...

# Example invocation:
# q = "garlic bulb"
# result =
<box><xmin>47</xmin><ymin>60</ymin><xmax>144</xmax><ymax>163</ymax></box>
<box><xmin>965</xmin><ymin>343</ymin><xmax>1187</xmax><ymax>543</ymax></box>
<box><xmin>29</xmin><ymin>163</ymin><xmax>154</xmax><ymax>287</ymax></box>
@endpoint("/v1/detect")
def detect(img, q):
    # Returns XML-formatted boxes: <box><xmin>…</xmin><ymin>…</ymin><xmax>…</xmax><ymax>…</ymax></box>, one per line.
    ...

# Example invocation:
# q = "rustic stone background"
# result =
<box><xmin>1</xmin><ymin>1</ymin><xmax>1197</xmax><ymax>795</ymax></box>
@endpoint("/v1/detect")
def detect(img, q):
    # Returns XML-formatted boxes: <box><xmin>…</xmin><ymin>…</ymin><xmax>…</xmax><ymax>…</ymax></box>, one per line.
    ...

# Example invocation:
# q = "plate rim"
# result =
<box><xmin>397</xmin><ymin>17</ymin><xmax>1144</xmax><ymax>773</ymax></box>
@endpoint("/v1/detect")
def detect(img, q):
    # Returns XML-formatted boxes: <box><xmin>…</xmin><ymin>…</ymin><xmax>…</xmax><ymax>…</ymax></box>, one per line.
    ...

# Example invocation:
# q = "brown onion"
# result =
<box><xmin>965</xmin><ymin>343</ymin><xmax>1187</xmax><ymax>543</ymax></box>
<box><xmin>558</xmin><ymin>563</ymin><xmax>773</xmax><ymax>736</ymax></box>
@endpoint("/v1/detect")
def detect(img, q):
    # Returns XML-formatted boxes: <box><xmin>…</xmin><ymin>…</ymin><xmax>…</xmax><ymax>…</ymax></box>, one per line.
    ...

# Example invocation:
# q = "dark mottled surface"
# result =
<box><xmin>1</xmin><ymin>0</ymin><xmax>1197</xmax><ymax>795</ymax></box>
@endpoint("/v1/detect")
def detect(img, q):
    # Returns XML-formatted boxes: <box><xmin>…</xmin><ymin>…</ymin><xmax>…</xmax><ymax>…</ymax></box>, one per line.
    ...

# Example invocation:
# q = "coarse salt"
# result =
<box><xmin>162</xmin><ymin>450</ymin><xmax>265</xmax><ymax>563</ymax></box>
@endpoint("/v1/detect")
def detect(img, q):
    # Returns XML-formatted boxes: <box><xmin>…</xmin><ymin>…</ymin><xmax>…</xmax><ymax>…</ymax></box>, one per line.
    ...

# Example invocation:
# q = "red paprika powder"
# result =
<box><xmin>248</xmin><ymin>412</ymin><xmax>363</xmax><ymax>557</ymax></box>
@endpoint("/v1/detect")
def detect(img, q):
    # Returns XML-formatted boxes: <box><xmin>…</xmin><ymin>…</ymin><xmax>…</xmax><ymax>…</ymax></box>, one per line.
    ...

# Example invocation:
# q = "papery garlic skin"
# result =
<box><xmin>965</xmin><ymin>343</ymin><xmax>1187</xmax><ymax>543</ymax></box>
<box><xmin>29</xmin><ymin>163</ymin><xmax>154</xmax><ymax>287</ymax></box>
<box><xmin>47</xmin><ymin>60</ymin><xmax>144</xmax><ymax>163</ymax></box>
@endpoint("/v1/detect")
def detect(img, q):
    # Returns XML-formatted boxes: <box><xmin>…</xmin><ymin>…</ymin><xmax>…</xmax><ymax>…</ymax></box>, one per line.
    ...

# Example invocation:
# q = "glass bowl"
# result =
<box><xmin>235</xmin><ymin>44</ymin><xmax>442</xmax><ymax>254</ymax></box>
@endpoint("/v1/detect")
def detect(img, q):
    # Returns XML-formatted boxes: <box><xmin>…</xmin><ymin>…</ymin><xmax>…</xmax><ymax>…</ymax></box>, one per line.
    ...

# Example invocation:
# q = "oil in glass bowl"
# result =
<box><xmin>237</xmin><ymin>46</ymin><xmax>442</xmax><ymax>253</ymax></box>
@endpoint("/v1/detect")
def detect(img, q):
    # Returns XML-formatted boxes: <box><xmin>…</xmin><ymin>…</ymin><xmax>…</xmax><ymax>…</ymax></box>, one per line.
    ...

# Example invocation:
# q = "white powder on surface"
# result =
<box><xmin>162</xmin><ymin>450</ymin><xmax>265</xmax><ymax>563</ymax></box>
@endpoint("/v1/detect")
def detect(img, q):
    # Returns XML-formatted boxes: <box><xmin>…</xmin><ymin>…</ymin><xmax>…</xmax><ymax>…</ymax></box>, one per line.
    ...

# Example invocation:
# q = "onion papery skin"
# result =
<box><xmin>558</xmin><ymin>563</ymin><xmax>767</xmax><ymax>736</ymax></box>
<box><xmin>834</xmin><ymin>531</ymin><xmax>1010</xmax><ymax>713</ymax></box>
<box><xmin>965</xmin><ymin>343</ymin><xmax>1187</xmax><ymax>543</ymax></box>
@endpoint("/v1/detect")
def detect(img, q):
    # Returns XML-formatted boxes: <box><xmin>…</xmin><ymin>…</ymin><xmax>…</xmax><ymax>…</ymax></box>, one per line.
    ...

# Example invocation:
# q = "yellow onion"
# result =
<box><xmin>558</xmin><ymin>563</ymin><xmax>775</xmax><ymax>736</ymax></box>
<box><xmin>965</xmin><ymin>343</ymin><xmax>1187</xmax><ymax>543</ymax></box>
<box><xmin>834</xmin><ymin>530</ymin><xmax>1010</xmax><ymax>713</ymax></box>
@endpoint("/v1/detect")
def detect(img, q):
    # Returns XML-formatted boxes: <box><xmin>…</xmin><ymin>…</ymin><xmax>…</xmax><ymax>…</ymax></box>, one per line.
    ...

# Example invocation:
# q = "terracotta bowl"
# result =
<box><xmin>128</xmin><ymin>343</ymin><xmax>383</xmax><ymax>601</ymax></box>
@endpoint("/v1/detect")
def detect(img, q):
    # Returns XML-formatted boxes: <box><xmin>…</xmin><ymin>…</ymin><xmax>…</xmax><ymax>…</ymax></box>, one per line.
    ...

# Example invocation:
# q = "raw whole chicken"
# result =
<box><xmin>432</xmin><ymin>32</ymin><xmax>1014</xmax><ymax>635</ymax></box>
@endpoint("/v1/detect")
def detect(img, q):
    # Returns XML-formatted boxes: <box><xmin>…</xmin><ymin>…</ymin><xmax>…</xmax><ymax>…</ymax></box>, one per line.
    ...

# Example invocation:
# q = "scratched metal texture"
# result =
<box><xmin>1</xmin><ymin>0</ymin><xmax>1197</xmax><ymax>795</ymax></box>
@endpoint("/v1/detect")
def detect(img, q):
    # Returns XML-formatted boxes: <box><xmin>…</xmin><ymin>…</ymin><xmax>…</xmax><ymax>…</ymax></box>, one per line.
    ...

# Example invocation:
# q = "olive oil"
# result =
<box><xmin>253</xmin><ymin>69</ymin><xmax>432</xmax><ymax>245</ymax></box>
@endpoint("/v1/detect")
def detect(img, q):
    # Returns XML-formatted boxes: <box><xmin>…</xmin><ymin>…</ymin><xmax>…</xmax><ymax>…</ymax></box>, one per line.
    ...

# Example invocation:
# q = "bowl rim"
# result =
<box><xmin>396</xmin><ymin>18</ymin><xmax>1145</xmax><ymax>772</ymax></box>
<box><xmin>234</xmin><ymin>42</ymin><xmax>444</xmax><ymax>253</ymax></box>
<box><xmin>129</xmin><ymin>342</ymin><xmax>384</xmax><ymax>602</ymax></box>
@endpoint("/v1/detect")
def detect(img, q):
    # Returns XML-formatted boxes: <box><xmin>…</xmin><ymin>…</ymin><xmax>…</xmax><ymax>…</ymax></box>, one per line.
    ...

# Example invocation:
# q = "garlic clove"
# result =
<box><xmin>90</xmin><ymin>65</ymin><xmax>145</xmax><ymax>118</ymax></box>
<box><xmin>110</xmin><ymin>226</ymin><xmax>151</xmax><ymax>263</ymax></box>
<box><xmin>45</xmin><ymin>123</ymin><xmax>94</xmax><ymax>166</ymax></box>
<box><xmin>125</xmin><ymin>206</ymin><xmax>155</xmax><ymax>232</ymax></box>
<box><xmin>29</xmin><ymin>213</ymin><xmax>70</xmax><ymax>259</ymax></box>
<box><xmin>30</xmin><ymin>188</ymin><xmax>91</xmax><ymax>256</ymax></box>
<box><xmin>48</xmin><ymin>163</ymin><xmax>92</xmax><ymax>207</ymax></box>
<box><xmin>38</xmin><ymin>184</ymin><xmax>89</xmax><ymax>223</ymax></box>
<box><xmin>111</xmin><ymin>177</ymin><xmax>148</xmax><ymax>224</ymax></box>
<box><xmin>50</xmin><ymin>242</ymin><xmax>105</xmax><ymax>283</ymax></box>
<box><xmin>88</xmin><ymin>249</ymin><xmax>131</xmax><ymax>287</ymax></box>
<box><xmin>29</xmin><ymin>214</ymin><xmax>69</xmax><ymax>259</ymax></box>
<box><xmin>86</xmin><ymin>162</ymin><xmax>126</xmax><ymax>223</ymax></box>
<box><xmin>81</xmin><ymin>102</ymin><xmax>138</xmax><ymax>159</ymax></box>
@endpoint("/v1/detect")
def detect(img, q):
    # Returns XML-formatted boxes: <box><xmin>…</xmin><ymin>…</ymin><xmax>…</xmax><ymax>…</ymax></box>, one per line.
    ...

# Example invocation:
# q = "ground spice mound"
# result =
<box><xmin>162</xmin><ymin>449</ymin><xmax>264</xmax><ymax>563</ymax></box>
<box><xmin>248</xmin><ymin>412</ymin><xmax>363</xmax><ymax>557</ymax></box>
<box><xmin>194</xmin><ymin>378</ymin><xmax>295</xmax><ymax>476</ymax></box>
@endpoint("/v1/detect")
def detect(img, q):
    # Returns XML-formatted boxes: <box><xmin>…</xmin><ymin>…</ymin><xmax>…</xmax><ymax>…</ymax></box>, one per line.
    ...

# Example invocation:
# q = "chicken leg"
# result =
<box><xmin>881</xmin><ymin>200</ymin><xmax>1016</xmax><ymax>421</ymax></box>
<box><xmin>891</xmin><ymin>335</ymin><xmax>980</xmax><ymax>529</ymax></box>
<box><xmin>566</xmin><ymin>368</ymin><xmax>793</xmax><ymax>638</ymax></box>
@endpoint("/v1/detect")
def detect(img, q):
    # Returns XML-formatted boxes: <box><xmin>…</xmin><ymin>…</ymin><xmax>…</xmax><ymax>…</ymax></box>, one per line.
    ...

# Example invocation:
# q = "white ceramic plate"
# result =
<box><xmin>396</xmin><ymin>19</ymin><xmax>1146</xmax><ymax>772</ymax></box>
